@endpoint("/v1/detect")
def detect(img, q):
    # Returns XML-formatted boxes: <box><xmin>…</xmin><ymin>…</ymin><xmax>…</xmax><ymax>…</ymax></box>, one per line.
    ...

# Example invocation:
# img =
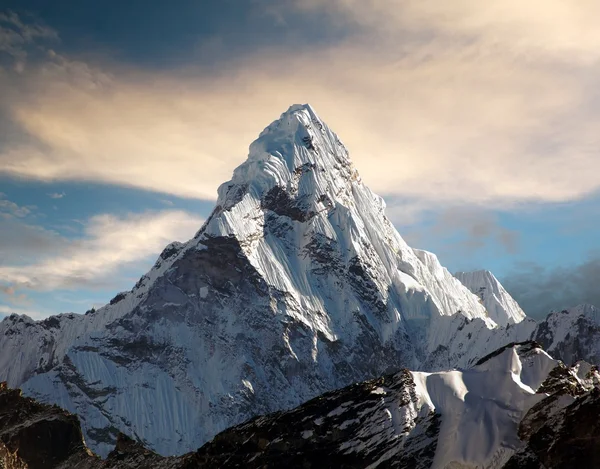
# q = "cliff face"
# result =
<box><xmin>504</xmin><ymin>387</ymin><xmax>600</xmax><ymax>469</ymax></box>
<box><xmin>0</xmin><ymin>381</ymin><xmax>90</xmax><ymax>469</ymax></box>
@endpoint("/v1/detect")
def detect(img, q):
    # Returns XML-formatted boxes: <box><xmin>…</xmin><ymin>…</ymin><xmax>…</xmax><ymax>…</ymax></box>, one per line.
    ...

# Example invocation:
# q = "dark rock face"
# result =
<box><xmin>0</xmin><ymin>382</ymin><xmax>185</xmax><ymax>469</ymax></box>
<box><xmin>194</xmin><ymin>369</ymin><xmax>439</xmax><ymax>469</ymax></box>
<box><xmin>474</xmin><ymin>340</ymin><xmax>542</xmax><ymax>366</ymax></box>
<box><xmin>261</xmin><ymin>185</ymin><xmax>316</xmax><ymax>222</ymax></box>
<box><xmin>0</xmin><ymin>372</ymin><xmax>440</xmax><ymax>469</ymax></box>
<box><xmin>505</xmin><ymin>388</ymin><xmax>600</xmax><ymax>469</ymax></box>
<box><xmin>0</xmin><ymin>382</ymin><xmax>90</xmax><ymax>469</ymax></box>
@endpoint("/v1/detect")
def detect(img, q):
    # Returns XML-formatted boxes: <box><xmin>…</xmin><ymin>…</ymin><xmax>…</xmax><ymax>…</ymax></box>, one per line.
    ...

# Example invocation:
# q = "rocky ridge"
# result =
<box><xmin>1</xmin><ymin>342</ymin><xmax>599</xmax><ymax>469</ymax></box>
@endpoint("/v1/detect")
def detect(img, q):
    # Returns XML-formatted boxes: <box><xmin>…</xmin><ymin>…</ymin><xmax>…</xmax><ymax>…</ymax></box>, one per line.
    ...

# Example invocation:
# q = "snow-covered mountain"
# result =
<box><xmin>0</xmin><ymin>104</ymin><xmax>597</xmax><ymax>459</ymax></box>
<box><xmin>455</xmin><ymin>270</ymin><xmax>527</xmax><ymax>326</ymax></box>
<box><xmin>0</xmin><ymin>104</ymin><xmax>506</xmax><ymax>457</ymax></box>
<box><xmin>3</xmin><ymin>342</ymin><xmax>598</xmax><ymax>469</ymax></box>
<box><xmin>454</xmin><ymin>271</ymin><xmax>600</xmax><ymax>368</ymax></box>
<box><xmin>532</xmin><ymin>304</ymin><xmax>600</xmax><ymax>365</ymax></box>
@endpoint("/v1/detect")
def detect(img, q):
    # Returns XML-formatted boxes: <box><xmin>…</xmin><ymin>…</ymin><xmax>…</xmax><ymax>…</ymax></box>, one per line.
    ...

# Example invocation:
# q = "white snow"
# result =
<box><xmin>411</xmin><ymin>344</ymin><xmax>556</xmax><ymax>469</ymax></box>
<box><xmin>242</xmin><ymin>379</ymin><xmax>254</xmax><ymax>394</ymax></box>
<box><xmin>370</xmin><ymin>387</ymin><xmax>386</xmax><ymax>395</ymax></box>
<box><xmin>455</xmin><ymin>270</ymin><xmax>526</xmax><ymax>326</ymax></box>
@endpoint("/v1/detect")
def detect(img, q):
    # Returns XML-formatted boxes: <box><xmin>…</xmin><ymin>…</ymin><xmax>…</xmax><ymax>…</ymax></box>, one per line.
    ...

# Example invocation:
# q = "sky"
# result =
<box><xmin>0</xmin><ymin>1</ymin><xmax>599</xmax><ymax>320</ymax></box>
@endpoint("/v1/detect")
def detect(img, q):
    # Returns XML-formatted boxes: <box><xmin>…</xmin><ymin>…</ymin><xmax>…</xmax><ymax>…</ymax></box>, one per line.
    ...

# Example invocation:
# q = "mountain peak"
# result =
<box><xmin>206</xmin><ymin>104</ymin><xmax>365</xmax><ymax>239</ymax></box>
<box><xmin>455</xmin><ymin>270</ymin><xmax>526</xmax><ymax>326</ymax></box>
<box><xmin>565</xmin><ymin>303</ymin><xmax>600</xmax><ymax>317</ymax></box>
<box><xmin>0</xmin><ymin>103</ymin><xmax>497</xmax><ymax>457</ymax></box>
<box><xmin>217</xmin><ymin>104</ymin><xmax>354</xmax><ymax>204</ymax></box>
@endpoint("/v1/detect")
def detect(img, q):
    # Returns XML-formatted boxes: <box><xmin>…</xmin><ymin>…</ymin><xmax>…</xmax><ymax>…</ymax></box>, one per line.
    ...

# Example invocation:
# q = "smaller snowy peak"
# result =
<box><xmin>544</xmin><ymin>303</ymin><xmax>600</xmax><ymax>325</ymax></box>
<box><xmin>533</xmin><ymin>303</ymin><xmax>600</xmax><ymax>366</ymax></box>
<box><xmin>455</xmin><ymin>270</ymin><xmax>526</xmax><ymax>326</ymax></box>
<box><xmin>562</xmin><ymin>303</ymin><xmax>600</xmax><ymax>319</ymax></box>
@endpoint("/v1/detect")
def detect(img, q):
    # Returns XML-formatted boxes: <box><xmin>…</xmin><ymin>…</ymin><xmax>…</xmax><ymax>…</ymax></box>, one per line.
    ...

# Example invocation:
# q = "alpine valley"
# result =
<box><xmin>1</xmin><ymin>105</ymin><xmax>599</xmax><ymax>468</ymax></box>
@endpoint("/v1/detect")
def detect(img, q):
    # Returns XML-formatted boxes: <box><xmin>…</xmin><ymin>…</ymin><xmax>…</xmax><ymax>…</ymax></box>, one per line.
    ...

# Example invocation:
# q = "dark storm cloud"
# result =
<box><xmin>502</xmin><ymin>257</ymin><xmax>600</xmax><ymax>319</ymax></box>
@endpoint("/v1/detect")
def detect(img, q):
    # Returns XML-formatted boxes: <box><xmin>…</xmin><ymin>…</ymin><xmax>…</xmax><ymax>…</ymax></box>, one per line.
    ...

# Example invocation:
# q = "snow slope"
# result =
<box><xmin>413</xmin><ymin>343</ymin><xmax>558</xmax><ymax>468</ymax></box>
<box><xmin>455</xmin><ymin>270</ymin><xmax>527</xmax><ymax>326</ymax></box>
<box><xmin>0</xmin><ymin>104</ymin><xmax>504</xmax><ymax>456</ymax></box>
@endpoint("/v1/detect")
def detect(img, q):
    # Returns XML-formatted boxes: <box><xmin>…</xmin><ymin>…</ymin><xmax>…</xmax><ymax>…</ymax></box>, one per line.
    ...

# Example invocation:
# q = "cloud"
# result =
<box><xmin>0</xmin><ymin>10</ymin><xmax>58</xmax><ymax>70</ymax></box>
<box><xmin>0</xmin><ymin>194</ymin><xmax>35</xmax><ymax>218</ymax></box>
<box><xmin>0</xmin><ymin>285</ymin><xmax>31</xmax><ymax>306</ymax></box>
<box><xmin>0</xmin><ymin>210</ymin><xmax>203</xmax><ymax>292</ymax></box>
<box><xmin>291</xmin><ymin>0</ymin><xmax>600</xmax><ymax>62</ymax></box>
<box><xmin>0</xmin><ymin>217</ymin><xmax>65</xmax><ymax>264</ymax></box>
<box><xmin>1</xmin><ymin>6</ymin><xmax>600</xmax><ymax>212</ymax></box>
<box><xmin>47</xmin><ymin>191</ymin><xmax>65</xmax><ymax>199</ymax></box>
<box><xmin>437</xmin><ymin>208</ymin><xmax>519</xmax><ymax>255</ymax></box>
<box><xmin>502</xmin><ymin>256</ymin><xmax>600</xmax><ymax>319</ymax></box>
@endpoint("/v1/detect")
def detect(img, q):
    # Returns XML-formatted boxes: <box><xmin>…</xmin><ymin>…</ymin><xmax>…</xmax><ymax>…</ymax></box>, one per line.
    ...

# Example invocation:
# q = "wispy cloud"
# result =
<box><xmin>437</xmin><ymin>208</ymin><xmax>520</xmax><ymax>255</ymax></box>
<box><xmin>0</xmin><ymin>10</ymin><xmax>58</xmax><ymax>71</ymax></box>
<box><xmin>0</xmin><ymin>285</ymin><xmax>31</xmax><ymax>306</ymax></box>
<box><xmin>0</xmin><ymin>217</ymin><xmax>64</xmax><ymax>264</ymax></box>
<box><xmin>0</xmin><ymin>193</ymin><xmax>35</xmax><ymax>218</ymax></box>
<box><xmin>47</xmin><ymin>191</ymin><xmax>65</xmax><ymax>199</ymax></box>
<box><xmin>0</xmin><ymin>6</ymin><xmax>599</xmax><ymax>213</ymax></box>
<box><xmin>0</xmin><ymin>210</ymin><xmax>203</xmax><ymax>291</ymax></box>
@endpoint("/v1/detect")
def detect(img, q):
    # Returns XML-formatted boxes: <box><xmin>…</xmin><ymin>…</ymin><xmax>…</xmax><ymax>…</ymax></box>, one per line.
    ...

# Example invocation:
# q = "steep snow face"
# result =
<box><xmin>412</xmin><ymin>342</ymin><xmax>568</xmax><ymax>469</ymax></box>
<box><xmin>455</xmin><ymin>270</ymin><xmax>526</xmax><ymax>326</ymax></box>
<box><xmin>533</xmin><ymin>304</ymin><xmax>600</xmax><ymax>365</ymax></box>
<box><xmin>1</xmin><ymin>104</ymin><xmax>499</xmax><ymax>456</ymax></box>
<box><xmin>204</xmin><ymin>104</ymin><xmax>493</xmax><ymax>338</ymax></box>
